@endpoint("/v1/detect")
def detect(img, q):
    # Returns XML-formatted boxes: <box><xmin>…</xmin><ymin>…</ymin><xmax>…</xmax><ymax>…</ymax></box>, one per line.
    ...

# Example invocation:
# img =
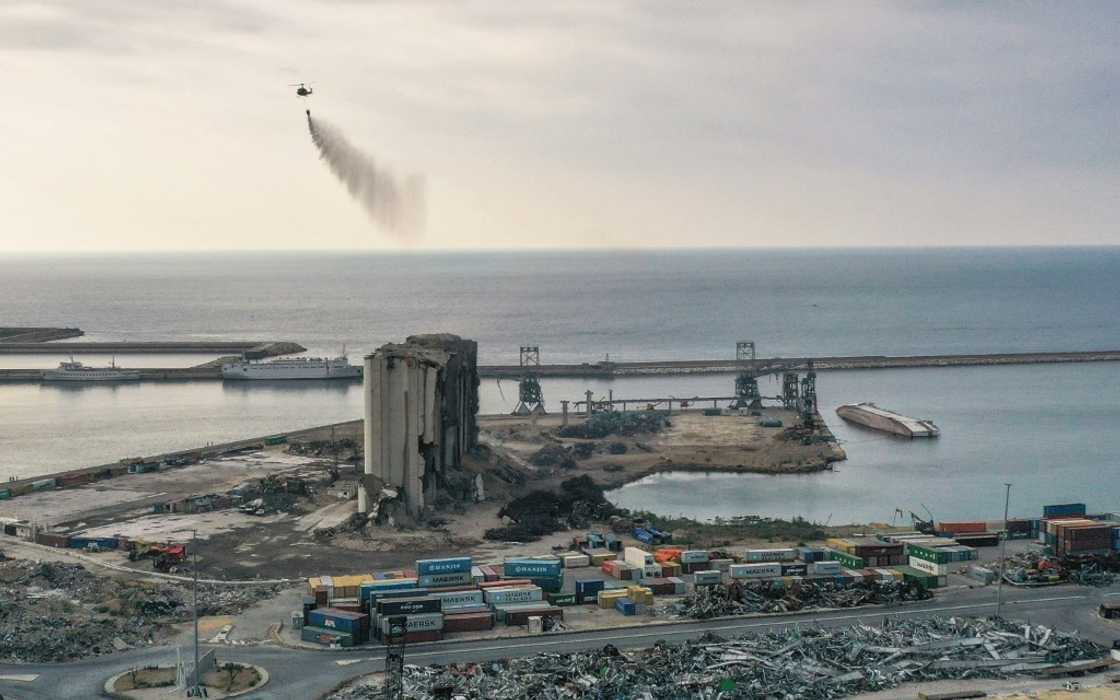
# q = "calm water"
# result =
<box><xmin>1</xmin><ymin>249</ymin><xmax>1118</xmax><ymax>523</ymax></box>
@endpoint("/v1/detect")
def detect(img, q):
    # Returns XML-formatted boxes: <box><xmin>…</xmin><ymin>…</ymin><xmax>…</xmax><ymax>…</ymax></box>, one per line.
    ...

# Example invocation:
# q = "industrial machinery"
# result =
<box><xmin>512</xmin><ymin>345</ymin><xmax>546</xmax><ymax>415</ymax></box>
<box><xmin>383</xmin><ymin>615</ymin><xmax>407</xmax><ymax>699</ymax></box>
<box><xmin>732</xmin><ymin>341</ymin><xmax>762</xmax><ymax>410</ymax></box>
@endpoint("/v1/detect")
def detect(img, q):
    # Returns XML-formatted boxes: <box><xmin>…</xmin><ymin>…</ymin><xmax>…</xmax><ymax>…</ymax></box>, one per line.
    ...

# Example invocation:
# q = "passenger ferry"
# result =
<box><xmin>221</xmin><ymin>354</ymin><xmax>362</xmax><ymax>380</ymax></box>
<box><xmin>42</xmin><ymin>359</ymin><xmax>141</xmax><ymax>382</ymax></box>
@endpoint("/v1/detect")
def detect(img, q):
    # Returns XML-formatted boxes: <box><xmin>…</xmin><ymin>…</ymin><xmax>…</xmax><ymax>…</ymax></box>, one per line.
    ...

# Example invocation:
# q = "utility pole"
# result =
<box><xmin>995</xmin><ymin>483</ymin><xmax>1011</xmax><ymax>618</ymax></box>
<box><xmin>189</xmin><ymin>530</ymin><xmax>203</xmax><ymax>697</ymax></box>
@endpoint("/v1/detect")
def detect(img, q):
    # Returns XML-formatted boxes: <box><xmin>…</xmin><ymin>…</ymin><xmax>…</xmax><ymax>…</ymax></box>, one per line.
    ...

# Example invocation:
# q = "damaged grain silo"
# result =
<box><xmin>360</xmin><ymin>334</ymin><xmax>480</xmax><ymax>518</ymax></box>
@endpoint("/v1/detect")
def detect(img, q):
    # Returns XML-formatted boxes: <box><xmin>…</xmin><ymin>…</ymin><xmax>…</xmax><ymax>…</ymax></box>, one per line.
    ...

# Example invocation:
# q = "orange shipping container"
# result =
<box><xmin>936</xmin><ymin>521</ymin><xmax>988</xmax><ymax>534</ymax></box>
<box><xmin>654</xmin><ymin>548</ymin><xmax>683</xmax><ymax>564</ymax></box>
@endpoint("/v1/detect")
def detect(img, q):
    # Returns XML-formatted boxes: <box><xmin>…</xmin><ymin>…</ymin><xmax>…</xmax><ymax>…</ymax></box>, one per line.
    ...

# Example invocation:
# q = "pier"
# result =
<box><xmin>477</xmin><ymin>350</ymin><xmax>1120</xmax><ymax>378</ymax></box>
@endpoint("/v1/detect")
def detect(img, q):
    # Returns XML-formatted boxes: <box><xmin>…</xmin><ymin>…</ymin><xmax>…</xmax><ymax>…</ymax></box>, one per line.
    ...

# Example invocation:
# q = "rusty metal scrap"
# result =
<box><xmin>668</xmin><ymin>579</ymin><xmax>931</xmax><ymax>620</ymax></box>
<box><xmin>326</xmin><ymin>617</ymin><xmax>1104</xmax><ymax>700</ymax></box>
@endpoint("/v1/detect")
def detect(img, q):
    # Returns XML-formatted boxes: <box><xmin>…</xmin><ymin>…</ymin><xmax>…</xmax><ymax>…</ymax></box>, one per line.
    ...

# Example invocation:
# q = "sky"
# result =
<box><xmin>2</xmin><ymin>1</ymin><xmax>1118</xmax><ymax>251</ymax></box>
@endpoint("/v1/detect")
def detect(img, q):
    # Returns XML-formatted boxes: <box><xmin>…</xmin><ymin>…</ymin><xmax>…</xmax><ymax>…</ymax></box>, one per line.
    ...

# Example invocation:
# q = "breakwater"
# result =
<box><xmin>0</xmin><ymin>340</ymin><xmax>305</xmax><ymax>355</ymax></box>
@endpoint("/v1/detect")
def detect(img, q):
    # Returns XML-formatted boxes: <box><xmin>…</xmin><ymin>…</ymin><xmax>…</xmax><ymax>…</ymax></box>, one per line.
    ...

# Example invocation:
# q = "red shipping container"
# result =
<box><xmin>936</xmin><ymin>521</ymin><xmax>988</xmax><ymax>535</ymax></box>
<box><xmin>443</xmin><ymin>612</ymin><xmax>495</xmax><ymax>633</ymax></box>
<box><xmin>35</xmin><ymin>532</ymin><xmax>69</xmax><ymax>548</ymax></box>
<box><xmin>479</xmin><ymin>579</ymin><xmax>532</xmax><ymax>589</ymax></box>
<box><xmin>505</xmin><ymin>607</ymin><xmax>563</xmax><ymax>626</ymax></box>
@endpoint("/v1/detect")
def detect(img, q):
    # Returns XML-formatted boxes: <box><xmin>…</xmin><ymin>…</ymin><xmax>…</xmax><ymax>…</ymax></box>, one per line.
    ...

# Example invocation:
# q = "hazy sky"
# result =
<box><xmin>3</xmin><ymin>1</ymin><xmax>1118</xmax><ymax>251</ymax></box>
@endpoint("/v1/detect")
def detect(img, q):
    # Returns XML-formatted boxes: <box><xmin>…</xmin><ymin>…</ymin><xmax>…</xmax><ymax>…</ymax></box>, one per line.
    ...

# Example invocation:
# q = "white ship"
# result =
<box><xmin>221</xmin><ymin>354</ymin><xmax>362</xmax><ymax>380</ymax></box>
<box><xmin>836</xmin><ymin>402</ymin><xmax>940</xmax><ymax>438</ymax></box>
<box><xmin>42</xmin><ymin>359</ymin><xmax>141</xmax><ymax>382</ymax></box>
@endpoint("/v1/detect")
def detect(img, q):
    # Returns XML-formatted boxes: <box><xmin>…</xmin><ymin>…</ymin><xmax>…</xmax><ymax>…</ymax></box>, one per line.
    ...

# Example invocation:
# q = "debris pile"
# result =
<box><xmin>326</xmin><ymin>617</ymin><xmax>1105</xmax><ymax>699</ymax></box>
<box><xmin>669</xmin><ymin>578</ymin><xmax>931</xmax><ymax>619</ymax></box>
<box><xmin>485</xmin><ymin>476</ymin><xmax>617</xmax><ymax>543</ymax></box>
<box><xmin>238</xmin><ymin>474</ymin><xmax>309</xmax><ymax>515</ymax></box>
<box><xmin>0</xmin><ymin>559</ymin><xmax>285</xmax><ymax>663</ymax></box>
<box><xmin>999</xmin><ymin>551</ymin><xmax>1118</xmax><ymax>587</ymax></box>
<box><xmin>529</xmin><ymin>444</ymin><xmax>575</xmax><ymax>468</ymax></box>
<box><xmin>557</xmin><ymin>411</ymin><xmax>669</xmax><ymax>439</ymax></box>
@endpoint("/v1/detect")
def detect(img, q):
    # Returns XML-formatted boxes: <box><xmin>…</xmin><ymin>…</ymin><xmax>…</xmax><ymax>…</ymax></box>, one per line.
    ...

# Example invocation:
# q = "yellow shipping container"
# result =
<box><xmin>307</xmin><ymin>574</ymin><xmax>375</xmax><ymax>598</ymax></box>
<box><xmin>597</xmin><ymin>590</ymin><xmax>629</xmax><ymax>609</ymax></box>
<box><xmin>626</xmin><ymin>586</ymin><xmax>654</xmax><ymax>604</ymax></box>
<box><xmin>826</xmin><ymin>538</ymin><xmax>854</xmax><ymax>553</ymax></box>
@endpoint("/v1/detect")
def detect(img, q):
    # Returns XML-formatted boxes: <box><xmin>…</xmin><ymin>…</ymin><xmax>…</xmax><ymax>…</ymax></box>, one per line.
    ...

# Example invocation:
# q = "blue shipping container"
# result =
<box><xmin>503</xmin><ymin>559</ymin><xmax>562</xmax><ymax>578</ymax></box>
<box><xmin>307</xmin><ymin>609</ymin><xmax>368</xmax><ymax>636</ymax></box>
<box><xmin>615</xmin><ymin>599</ymin><xmax>636</xmax><ymax>615</ymax></box>
<box><xmin>415</xmin><ymin>557</ymin><xmax>472</xmax><ymax>576</ymax></box>
<box><xmin>633</xmin><ymin>528</ymin><xmax>655</xmax><ymax>545</ymax></box>
<box><xmin>359</xmin><ymin>580</ymin><xmax>418</xmax><ymax>603</ymax></box>
<box><xmin>1043</xmin><ymin>503</ymin><xmax>1086</xmax><ymax>518</ymax></box>
<box><xmin>68</xmin><ymin>537</ymin><xmax>119</xmax><ymax>550</ymax></box>
<box><xmin>575</xmin><ymin>579</ymin><xmax>605</xmax><ymax>603</ymax></box>
<box><xmin>527</xmin><ymin>576</ymin><xmax>563</xmax><ymax>593</ymax></box>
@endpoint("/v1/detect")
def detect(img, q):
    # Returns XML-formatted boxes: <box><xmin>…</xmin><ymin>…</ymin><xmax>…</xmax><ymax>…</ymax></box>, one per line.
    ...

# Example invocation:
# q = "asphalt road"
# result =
<box><xmin>3</xmin><ymin>583</ymin><xmax>1118</xmax><ymax>700</ymax></box>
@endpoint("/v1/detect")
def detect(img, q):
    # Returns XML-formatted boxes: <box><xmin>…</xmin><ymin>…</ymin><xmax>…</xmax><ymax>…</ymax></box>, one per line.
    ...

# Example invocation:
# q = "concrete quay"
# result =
<box><xmin>0</xmin><ymin>340</ymin><xmax>305</xmax><ymax>355</ymax></box>
<box><xmin>478</xmin><ymin>349</ymin><xmax>1120</xmax><ymax>378</ymax></box>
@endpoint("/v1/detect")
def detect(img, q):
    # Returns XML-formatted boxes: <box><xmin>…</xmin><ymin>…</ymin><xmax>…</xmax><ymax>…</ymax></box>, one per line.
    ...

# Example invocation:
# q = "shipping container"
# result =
<box><xmin>67</xmin><ymin>536</ymin><xmax>119</xmax><ymax>551</ymax></box>
<box><xmin>633</xmin><ymin>528</ymin><xmax>655</xmax><ymax>545</ymax></box>
<box><xmin>1043</xmin><ymin>503</ymin><xmax>1087</xmax><ymax>519</ymax></box>
<box><xmin>710</xmin><ymin>558</ymin><xmax>734</xmax><ymax>573</ymax></box>
<box><xmin>559</xmin><ymin>553</ymin><xmax>590</xmax><ymax>568</ymax></box>
<box><xmin>575</xmin><ymin>579</ymin><xmax>605</xmax><ymax>603</ymax></box>
<box><xmin>935</xmin><ymin>521</ymin><xmax>988</xmax><ymax>535</ymax></box>
<box><xmin>378</xmin><ymin>612</ymin><xmax>443</xmax><ymax>637</ymax></box>
<box><xmin>505</xmin><ymin>606</ymin><xmax>562</xmax><ymax>626</ymax></box>
<box><xmin>808</xmin><ymin>560</ymin><xmax>842</xmax><ymax>575</ymax></box>
<box><xmin>603</xmin><ymin>533</ymin><xmax>622</xmax><ymax>552</ymax></box>
<box><xmin>615</xmin><ymin>598</ymin><xmax>637</xmax><ymax>615</ymax></box>
<box><xmin>301</xmin><ymin>625</ymin><xmax>354</xmax><ymax>647</ymax></box>
<box><xmin>968</xmin><ymin>565</ymin><xmax>995</xmax><ymax>584</ymax></box>
<box><xmin>952</xmin><ymin>533</ymin><xmax>1000</xmax><ymax>548</ymax></box>
<box><xmin>693</xmin><ymin>570</ymin><xmax>722</xmax><ymax>586</ymax></box>
<box><xmin>730</xmin><ymin>563</ymin><xmax>782</xmax><ymax>579</ymax></box>
<box><xmin>307</xmin><ymin>608</ymin><xmax>370</xmax><ymax>642</ymax></box>
<box><xmin>526</xmin><ymin>576</ymin><xmax>563</xmax><ymax>593</ymax></box>
<box><xmin>827</xmin><ymin>549</ymin><xmax>865</xmax><ymax>569</ymax></box>
<box><xmin>415</xmin><ymin>556</ymin><xmax>473</xmax><ymax>576</ymax></box>
<box><xmin>376</xmin><ymin>597</ymin><xmax>442</xmax><ymax>617</ymax></box>
<box><xmin>418</xmin><ymin>571</ymin><xmax>473</xmax><ymax>588</ymax></box>
<box><xmin>744</xmin><ymin>548</ymin><xmax>798</xmax><ymax>563</ymax></box>
<box><xmin>781</xmin><ymin>563</ymin><xmax>808</xmax><ymax>576</ymax></box>
<box><xmin>0</xmin><ymin>489</ymin><xmax>10</xmax><ymax>500</ymax></box>
<box><xmin>30</xmin><ymin>478</ymin><xmax>56</xmax><ymax>491</ymax></box>
<box><xmin>503</xmin><ymin>559</ymin><xmax>563</xmax><ymax>579</ymax></box>
<box><xmin>908</xmin><ymin>556</ymin><xmax>949</xmax><ymax>577</ymax></box>
<box><xmin>623</xmin><ymin>547</ymin><xmax>654</xmax><ymax>569</ymax></box>
<box><xmin>442</xmin><ymin>611</ymin><xmax>494</xmax><ymax>633</ymax></box>
<box><xmin>358</xmin><ymin>578</ymin><xmax>418</xmax><ymax>601</ymax></box>
<box><xmin>679</xmin><ymin>549</ymin><xmax>711</xmax><ymax>564</ymax></box>
<box><xmin>547</xmin><ymin>592</ymin><xmax>577</xmax><ymax>606</ymax></box>
<box><xmin>483</xmin><ymin>586</ymin><xmax>544</xmax><ymax>606</ymax></box>
<box><xmin>797</xmin><ymin>547</ymin><xmax>828</xmax><ymax>562</ymax></box>
<box><xmin>429</xmin><ymin>590</ymin><xmax>484</xmax><ymax>610</ymax></box>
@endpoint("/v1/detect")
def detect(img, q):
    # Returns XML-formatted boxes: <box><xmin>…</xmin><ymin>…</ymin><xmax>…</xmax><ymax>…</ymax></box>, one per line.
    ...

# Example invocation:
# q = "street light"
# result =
<box><xmin>188</xmin><ymin>529</ymin><xmax>203</xmax><ymax>698</ymax></box>
<box><xmin>995</xmin><ymin>483</ymin><xmax>1011</xmax><ymax>618</ymax></box>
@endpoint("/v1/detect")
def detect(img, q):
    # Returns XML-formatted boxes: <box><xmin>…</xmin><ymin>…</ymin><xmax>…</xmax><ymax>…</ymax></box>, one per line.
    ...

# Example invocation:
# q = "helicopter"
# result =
<box><xmin>290</xmin><ymin>82</ymin><xmax>313</xmax><ymax>97</ymax></box>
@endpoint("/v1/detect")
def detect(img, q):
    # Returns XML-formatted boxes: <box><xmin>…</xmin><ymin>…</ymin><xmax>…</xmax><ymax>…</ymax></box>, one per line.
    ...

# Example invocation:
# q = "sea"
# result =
<box><xmin>1</xmin><ymin>248</ymin><xmax>1119</xmax><ymax>524</ymax></box>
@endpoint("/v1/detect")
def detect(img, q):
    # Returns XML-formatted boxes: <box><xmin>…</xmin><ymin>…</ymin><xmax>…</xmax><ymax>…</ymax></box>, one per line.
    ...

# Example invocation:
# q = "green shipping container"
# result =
<box><xmin>907</xmin><ymin>544</ymin><xmax>952</xmax><ymax>565</ymax></box>
<box><xmin>0</xmin><ymin>489</ymin><xmax>10</xmax><ymax>500</ymax></box>
<box><xmin>547</xmin><ymin>592</ymin><xmax>577</xmax><ymax>607</ymax></box>
<box><xmin>893</xmin><ymin>565</ymin><xmax>940</xmax><ymax>589</ymax></box>
<box><xmin>264</xmin><ymin>435</ymin><xmax>288</xmax><ymax>445</ymax></box>
<box><xmin>828</xmin><ymin>549</ymin><xmax>865</xmax><ymax>569</ymax></box>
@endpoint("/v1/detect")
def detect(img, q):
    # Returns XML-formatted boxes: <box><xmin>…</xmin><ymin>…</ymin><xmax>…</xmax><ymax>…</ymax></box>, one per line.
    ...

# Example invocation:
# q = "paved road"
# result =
<box><xmin>2</xmin><ymin>583</ymin><xmax>1117</xmax><ymax>700</ymax></box>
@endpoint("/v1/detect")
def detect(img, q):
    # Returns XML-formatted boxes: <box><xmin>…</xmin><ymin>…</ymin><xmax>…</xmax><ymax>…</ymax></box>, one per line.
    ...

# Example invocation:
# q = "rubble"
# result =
<box><xmin>0</xmin><ymin>558</ymin><xmax>287</xmax><ymax>663</ymax></box>
<box><xmin>557</xmin><ymin>411</ymin><xmax>670</xmax><ymax>439</ymax></box>
<box><xmin>326</xmin><ymin>616</ymin><xmax>1105</xmax><ymax>700</ymax></box>
<box><xmin>668</xmin><ymin>578</ymin><xmax>931</xmax><ymax>619</ymax></box>
<box><xmin>998</xmin><ymin>551</ymin><xmax>1119</xmax><ymax>587</ymax></box>
<box><xmin>485</xmin><ymin>476</ymin><xmax>618</xmax><ymax>543</ymax></box>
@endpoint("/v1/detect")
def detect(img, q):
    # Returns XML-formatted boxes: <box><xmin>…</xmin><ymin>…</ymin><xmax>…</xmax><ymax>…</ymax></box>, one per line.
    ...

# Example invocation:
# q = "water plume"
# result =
<box><xmin>306</xmin><ymin>111</ymin><xmax>425</xmax><ymax>241</ymax></box>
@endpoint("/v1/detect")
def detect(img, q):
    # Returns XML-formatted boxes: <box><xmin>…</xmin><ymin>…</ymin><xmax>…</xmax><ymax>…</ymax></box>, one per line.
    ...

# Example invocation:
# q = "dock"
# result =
<box><xmin>477</xmin><ymin>350</ymin><xmax>1120</xmax><ymax>378</ymax></box>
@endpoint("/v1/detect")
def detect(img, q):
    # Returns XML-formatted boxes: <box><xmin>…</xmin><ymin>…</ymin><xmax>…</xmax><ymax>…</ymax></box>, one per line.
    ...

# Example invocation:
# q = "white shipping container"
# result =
<box><xmin>483</xmin><ymin>586</ymin><xmax>543</xmax><ymax>606</ymax></box>
<box><xmin>379</xmin><ymin>612</ymin><xmax>443</xmax><ymax>635</ymax></box>
<box><xmin>693</xmin><ymin>570</ymin><xmax>722</xmax><ymax>585</ymax></box>
<box><xmin>808</xmin><ymin>561</ymin><xmax>842</xmax><ymax>575</ymax></box>
<box><xmin>624</xmin><ymin>546</ymin><xmax>654</xmax><ymax>569</ymax></box>
<box><xmin>642</xmin><ymin>564</ymin><xmax>662</xmax><ymax>579</ymax></box>
<box><xmin>745</xmin><ymin>548</ymin><xmax>798</xmax><ymax>562</ymax></box>
<box><xmin>430</xmin><ymin>590</ymin><xmax>485</xmax><ymax>610</ymax></box>
<box><xmin>729</xmin><ymin>563</ymin><xmax>782</xmax><ymax>578</ymax></box>
<box><xmin>909</xmin><ymin>556</ymin><xmax>949</xmax><ymax>577</ymax></box>
<box><xmin>560</xmin><ymin>553</ymin><xmax>590</xmax><ymax>568</ymax></box>
<box><xmin>680</xmin><ymin>550</ymin><xmax>710</xmax><ymax>564</ymax></box>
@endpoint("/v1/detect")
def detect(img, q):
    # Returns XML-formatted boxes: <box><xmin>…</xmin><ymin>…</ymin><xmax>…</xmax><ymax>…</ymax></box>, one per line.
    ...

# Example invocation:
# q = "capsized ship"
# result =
<box><xmin>221</xmin><ymin>355</ymin><xmax>361</xmax><ymax>380</ymax></box>
<box><xmin>835</xmin><ymin>402</ymin><xmax>940</xmax><ymax>438</ymax></box>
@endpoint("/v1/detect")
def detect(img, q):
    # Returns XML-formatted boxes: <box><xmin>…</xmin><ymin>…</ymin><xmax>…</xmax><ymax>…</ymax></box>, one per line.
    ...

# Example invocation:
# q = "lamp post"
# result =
<box><xmin>190</xmin><ymin>530</ymin><xmax>202</xmax><ymax>697</ymax></box>
<box><xmin>995</xmin><ymin>483</ymin><xmax>1011</xmax><ymax>618</ymax></box>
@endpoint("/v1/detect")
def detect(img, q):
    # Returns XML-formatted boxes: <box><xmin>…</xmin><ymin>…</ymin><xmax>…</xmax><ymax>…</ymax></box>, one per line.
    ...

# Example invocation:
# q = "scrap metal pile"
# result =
<box><xmin>669</xmin><ymin>579</ymin><xmax>931</xmax><ymax>619</ymax></box>
<box><xmin>0</xmin><ymin>558</ymin><xmax>285</xmax><ymax>662</ymax></box>
<box><xmin>1000</xmin><ymin>551</ymin><xmax>1118</xmax><ymax>587</ymax></box>
<box><xmin>328</xmin><ymin>617</ymin><xmax>1104</xmax><ymax>700</ymax></box>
